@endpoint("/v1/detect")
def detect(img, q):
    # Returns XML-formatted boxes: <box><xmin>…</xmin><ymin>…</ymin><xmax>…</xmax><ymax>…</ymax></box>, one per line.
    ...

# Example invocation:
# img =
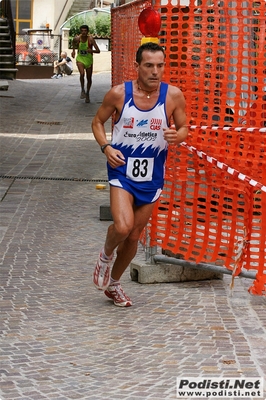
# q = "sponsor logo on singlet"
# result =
<box><xmin>124</xmin><ymin>131</ymin><xmax>137</xmax><ymax>138</ymax></box>
<box><xmin>136</xmin><ymin>119</ymin><xmax>148</xmax><ymax>127</ymax></box>
<box><xmin>150</xmin><ymin>118</ymin><xmax>162</xmax><ymax>130</ymax></box>
<box><xmin>123</xmin><ymin>117</ymin><xmax>134</xmax><ymax>128</ymax></box>
<box><xmin>123</xmin><ymin>131</ymin><xmax>158</xmax><ymax>141</ymax></box>
<box><xmin>137</xmin><ymin>132</ymin><xmax>157</xmax><ymax>141</ymax></box>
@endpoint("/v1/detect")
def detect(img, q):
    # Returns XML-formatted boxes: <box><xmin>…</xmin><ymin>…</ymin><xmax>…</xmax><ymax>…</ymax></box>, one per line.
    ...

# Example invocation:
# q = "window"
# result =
<box><xmin>11</xmin><ymin>0</ymin><xmax>32</xmax><ymax>34</ymax></box>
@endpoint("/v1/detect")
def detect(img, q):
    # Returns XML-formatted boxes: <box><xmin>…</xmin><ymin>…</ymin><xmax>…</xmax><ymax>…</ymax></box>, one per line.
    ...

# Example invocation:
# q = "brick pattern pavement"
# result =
<box><xmin>0</xmin><ymin>73</ymin><xmax>265</xmax><ymax>399</ymax></box>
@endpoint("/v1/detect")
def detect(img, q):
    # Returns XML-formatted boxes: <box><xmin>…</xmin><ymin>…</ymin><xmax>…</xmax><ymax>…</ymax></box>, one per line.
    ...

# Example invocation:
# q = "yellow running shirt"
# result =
<box><xmin>76</xmin><ymin>39</ymin><xmax>93</xmax><ymax>69</ymax></box>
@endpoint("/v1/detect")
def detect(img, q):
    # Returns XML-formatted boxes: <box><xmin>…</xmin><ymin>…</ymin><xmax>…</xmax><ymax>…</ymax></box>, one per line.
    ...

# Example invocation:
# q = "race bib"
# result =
<box><xmin>126</xmin><ymin>157</ymin><xmax>154</xmax><ymax>182</ymax></box>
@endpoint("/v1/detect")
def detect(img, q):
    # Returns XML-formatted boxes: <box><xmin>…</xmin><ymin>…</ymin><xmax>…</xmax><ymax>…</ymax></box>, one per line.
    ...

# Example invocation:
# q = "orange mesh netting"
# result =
<box><xmin>111</xmin><ymin>0</ymin><xmax>150</xmax><ymax>87</ymax></box>
<box><xmin>111</xmin><ymin>0</ymin><xmax>266</xmax><ymax>295</ymax></box>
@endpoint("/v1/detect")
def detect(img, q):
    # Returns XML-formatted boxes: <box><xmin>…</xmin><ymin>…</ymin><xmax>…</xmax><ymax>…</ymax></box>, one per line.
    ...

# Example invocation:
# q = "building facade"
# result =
<box><xmin>11</xmin><ymin>0</ymin><xmax>95</xmax><ymax>35</ymax></box>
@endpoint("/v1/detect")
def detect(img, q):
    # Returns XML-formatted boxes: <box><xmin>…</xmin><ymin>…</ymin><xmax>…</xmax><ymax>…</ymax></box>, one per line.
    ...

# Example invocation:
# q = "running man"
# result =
<box><xmin>92</xmin><ymin>42</ymin><xmax>188</xmax><ymax>307</ymax></box>
<box><xmin>71</xmin><ymin>25</ymin><xmax>100</xmax><ymax>103</ymax></box>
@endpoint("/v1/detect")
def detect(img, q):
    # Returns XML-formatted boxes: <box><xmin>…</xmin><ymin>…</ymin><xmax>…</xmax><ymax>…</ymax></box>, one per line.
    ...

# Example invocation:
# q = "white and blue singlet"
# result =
<box><xmin>108</xmin><ymin>81</ymin><xmax>170</xmax><ymax>206</ymax></box>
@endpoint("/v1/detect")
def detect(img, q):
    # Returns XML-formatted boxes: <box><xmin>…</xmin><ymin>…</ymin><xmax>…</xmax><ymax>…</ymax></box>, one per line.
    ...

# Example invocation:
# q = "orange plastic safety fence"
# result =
<box><xmin>158</xmin><ymin>0</ymin><xmax>266</xmax><ymax>128</ymax></box>
<box><xmin>112</xmin><ymin>0</ymin><xmax>266</xmax><ymax>128</ymax></box>
<box><xmin>111</xmin><ymin>0</ymin><xmax>266</xmax><ymax>295</ymax></box>
<box><xmin>111</xmin><ymin>0</ymin><xmax>151</xmax><ymax>87</ymax></box>
<box><xmin>145</xmin><ymin>126</ymin><xmax>266</xmax><ymax>296</ymax></box>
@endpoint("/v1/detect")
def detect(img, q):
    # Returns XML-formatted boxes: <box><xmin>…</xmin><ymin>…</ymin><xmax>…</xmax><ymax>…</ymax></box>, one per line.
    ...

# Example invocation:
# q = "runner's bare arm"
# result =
<box><xmin>92</xmin><ymin>85</ymin><xmax>126</xmax><ymax>168</ymax></box>
<box><xmin>89</xmin><ymin>37</ymin><xmax>101</xmax><ymax>54</ymax></box>
<box><xmin>164</xmin><ymin>86</ymin><xmax>188</xmax><ymax>145</ymax></box>
<box><xmin>71</xmin><ymin>36</ymin><xmax>80</xmax><ymax>58</ymax></box>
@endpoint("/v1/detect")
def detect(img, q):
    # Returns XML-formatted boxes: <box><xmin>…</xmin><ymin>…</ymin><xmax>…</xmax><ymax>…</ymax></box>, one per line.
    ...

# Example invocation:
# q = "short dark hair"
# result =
<box><xmin>136</xmin><ymin>42</ymin><xmax>165</xmax><ymax>64</ymax></box>
<box><xmin>80</xmin><ymin>25</ymin><xmax>89</xmax><ymax>31</ymax></box>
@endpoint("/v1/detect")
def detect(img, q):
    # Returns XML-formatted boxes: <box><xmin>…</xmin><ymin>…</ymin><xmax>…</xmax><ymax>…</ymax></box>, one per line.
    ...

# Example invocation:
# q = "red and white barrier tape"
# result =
<box><xmin>181</xmin><ymin>125</ymin><xmax>266</xmax><ymax>192</ymax></box>
<box><xmin>189</xmin><ymin>125</ymin><xmax>266</xmax><ymax>133</ymax></box>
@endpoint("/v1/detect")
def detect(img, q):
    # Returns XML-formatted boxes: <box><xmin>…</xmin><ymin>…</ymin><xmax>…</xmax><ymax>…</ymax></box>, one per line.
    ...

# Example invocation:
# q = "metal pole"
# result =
<box><xmin>153</xmin><ymin>255</ymin><xmax>257</xmax><ymax>280</ymax></box>
<box><xmin>145</xmin><ymin>245</ymin><xmax>157</xmax><ymax>263</ymax></box>
<box><xmin>144</xmin><ymin>227</ymin><xmax>157</xmax><ymax>263</ymax></box>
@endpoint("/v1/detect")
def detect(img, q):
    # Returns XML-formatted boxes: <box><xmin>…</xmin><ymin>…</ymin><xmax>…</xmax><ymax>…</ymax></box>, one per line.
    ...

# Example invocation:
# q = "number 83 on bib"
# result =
<box><xmin>126</xmin><ymin>157</ymin><xmax>154</xmax><ymax>182</ymax></box>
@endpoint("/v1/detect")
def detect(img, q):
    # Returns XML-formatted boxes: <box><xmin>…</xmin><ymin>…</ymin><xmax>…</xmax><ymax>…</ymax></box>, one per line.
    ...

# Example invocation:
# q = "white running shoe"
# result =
<box><xmin>93</xmin><ymin>251</ymin><xmax>112</xmax><ymax>290</ymax></box>
<box><xmin>104</xmin><ymin>283</ymin><xmax>132</xmax><ymax>307</ymax></box>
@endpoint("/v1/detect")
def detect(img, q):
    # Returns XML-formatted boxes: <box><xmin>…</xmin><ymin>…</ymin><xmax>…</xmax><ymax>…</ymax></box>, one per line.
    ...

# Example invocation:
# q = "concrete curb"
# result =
<box><xmin>130</xmin><ymin>258</ymin><xmax>223</xmax><ymax>284</ymax></box>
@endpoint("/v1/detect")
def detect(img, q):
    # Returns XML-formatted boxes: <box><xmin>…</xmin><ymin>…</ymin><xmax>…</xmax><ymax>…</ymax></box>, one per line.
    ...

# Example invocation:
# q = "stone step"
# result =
<box><xmin>0</xmin><ymin>62</ymin><xmax>14</xmax><ymax>67</ymax></box>
<box><xmin>0</xmin><ymin>67</ymin><xmax>17</xmax><ymax>71</ymax></box>
<box><xmin>0</xmin><ymin>67</ymin><xmax>17</xmax><ymax>79</ymax></box>
<box><xmin>0</xmin><ymin>58</ymin><xmax>14</xmax><ymax>63</ymax></box>
<box><xmin>0</xmin><ymin>18</ymin><xmax>8</xmax><ymax>27</ymax></box>
<box><xmin>0</xmin><ymin>47</ymin><xmax>13</xmax><ymax>53</ymax></box>
<box><xmin>67</xmin><ymin>0</ymin><xmax>94</xmax><ymax>19</ymax></box>
<box><xmin>0</xmin><ymin>53</ymin><xmax>13</xmax><ymax>57</ymax></box>
<box><xmin>0</xmin><ymin>17</ymin><xmax>14</xmax><ymax>80</ymax></box>
<box><xmin>0</xmin><ymin>40</ymin><xmax>11</xmax><ymax>45</ymax></box>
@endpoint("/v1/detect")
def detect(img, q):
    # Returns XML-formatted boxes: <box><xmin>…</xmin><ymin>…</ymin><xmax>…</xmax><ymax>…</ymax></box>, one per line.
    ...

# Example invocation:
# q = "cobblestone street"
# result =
<box><xmin>0</xmin><ymin>72</ymin><xmax>265</xmax><ymax>400</ymax></box>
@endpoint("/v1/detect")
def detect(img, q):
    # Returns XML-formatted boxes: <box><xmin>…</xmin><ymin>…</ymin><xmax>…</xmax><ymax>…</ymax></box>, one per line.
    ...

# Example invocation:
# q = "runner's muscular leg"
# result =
<box><xmin>104</xmin><ymin>187</ymin><xmax>135</xmax><ymax>257</ymax></box>
<box><xmin>85</xmin><ymin>65</ymin><xmax>93</xmax><ymax>94</ymax></box>
<box><xmin>77</xmin><ymin>62</ymin><xmax>85</xmax><ymax>91</ymax></box>
<box><xmin>111</xmin><ymin>202</ymin><xmax>156</xmax><ymax>280</ymax></box>
<box><xmin>104</xmin><ymin>187</ymin><xmax>156</xmax><ymax>281</ymax></box>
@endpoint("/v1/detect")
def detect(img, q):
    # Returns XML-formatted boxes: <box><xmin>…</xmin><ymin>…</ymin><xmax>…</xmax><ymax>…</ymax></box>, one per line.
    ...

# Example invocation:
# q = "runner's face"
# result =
<box><xmin>80</xmin><ymin>28</ymin><xmax>88</xmax><ymax>37</ymax></box>
<box><xmin>136</xmin><ymin>50</ymin><xmax>165</xmax><ymax>90</ymax></box>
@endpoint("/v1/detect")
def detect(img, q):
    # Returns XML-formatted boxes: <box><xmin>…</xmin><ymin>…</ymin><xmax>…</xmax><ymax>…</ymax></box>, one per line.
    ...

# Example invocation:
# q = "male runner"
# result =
<box><xmin>92</xmin><ymin>42</ymin><xmax>188</xmax><ymax>307</ymax></box>
<box><xmin>71</xmin><ymin>25</ymin><xmax>100</xmax><ymax>103</ymax></box>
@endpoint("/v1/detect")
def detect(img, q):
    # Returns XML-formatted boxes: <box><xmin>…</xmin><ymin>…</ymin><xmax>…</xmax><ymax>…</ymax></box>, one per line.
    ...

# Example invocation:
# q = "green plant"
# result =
<box><xmin>95</xmin><ymin>14</ymin><xmax>111</xmax><ymax>37</ymax></box>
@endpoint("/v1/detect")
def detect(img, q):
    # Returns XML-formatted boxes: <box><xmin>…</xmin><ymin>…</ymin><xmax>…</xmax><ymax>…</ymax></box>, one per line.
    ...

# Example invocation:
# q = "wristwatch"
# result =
<box><xmin>101</xmin><ymin>143</ymin><xmax>111</xmax><ymax>153</ymax></box>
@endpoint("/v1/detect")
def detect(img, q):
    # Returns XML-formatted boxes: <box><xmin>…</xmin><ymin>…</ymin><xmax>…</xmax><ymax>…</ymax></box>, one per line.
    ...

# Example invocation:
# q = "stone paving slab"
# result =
<box><xmin>0</xmin><ymin>80</ymin><xmax>9</xmax><ymax>91</ymax></box>
<box><xmin>0</xmin><ymin>73</ymin><xmax>265</xmax><ymax>400</ymax></box>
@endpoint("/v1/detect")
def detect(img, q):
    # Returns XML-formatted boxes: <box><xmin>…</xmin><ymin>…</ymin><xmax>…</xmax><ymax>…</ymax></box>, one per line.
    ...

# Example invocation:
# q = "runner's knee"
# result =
<box><xmin>113</xmin><ymin>220</ymin><xmax>133</xmax><ymax>239</ymax></box>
